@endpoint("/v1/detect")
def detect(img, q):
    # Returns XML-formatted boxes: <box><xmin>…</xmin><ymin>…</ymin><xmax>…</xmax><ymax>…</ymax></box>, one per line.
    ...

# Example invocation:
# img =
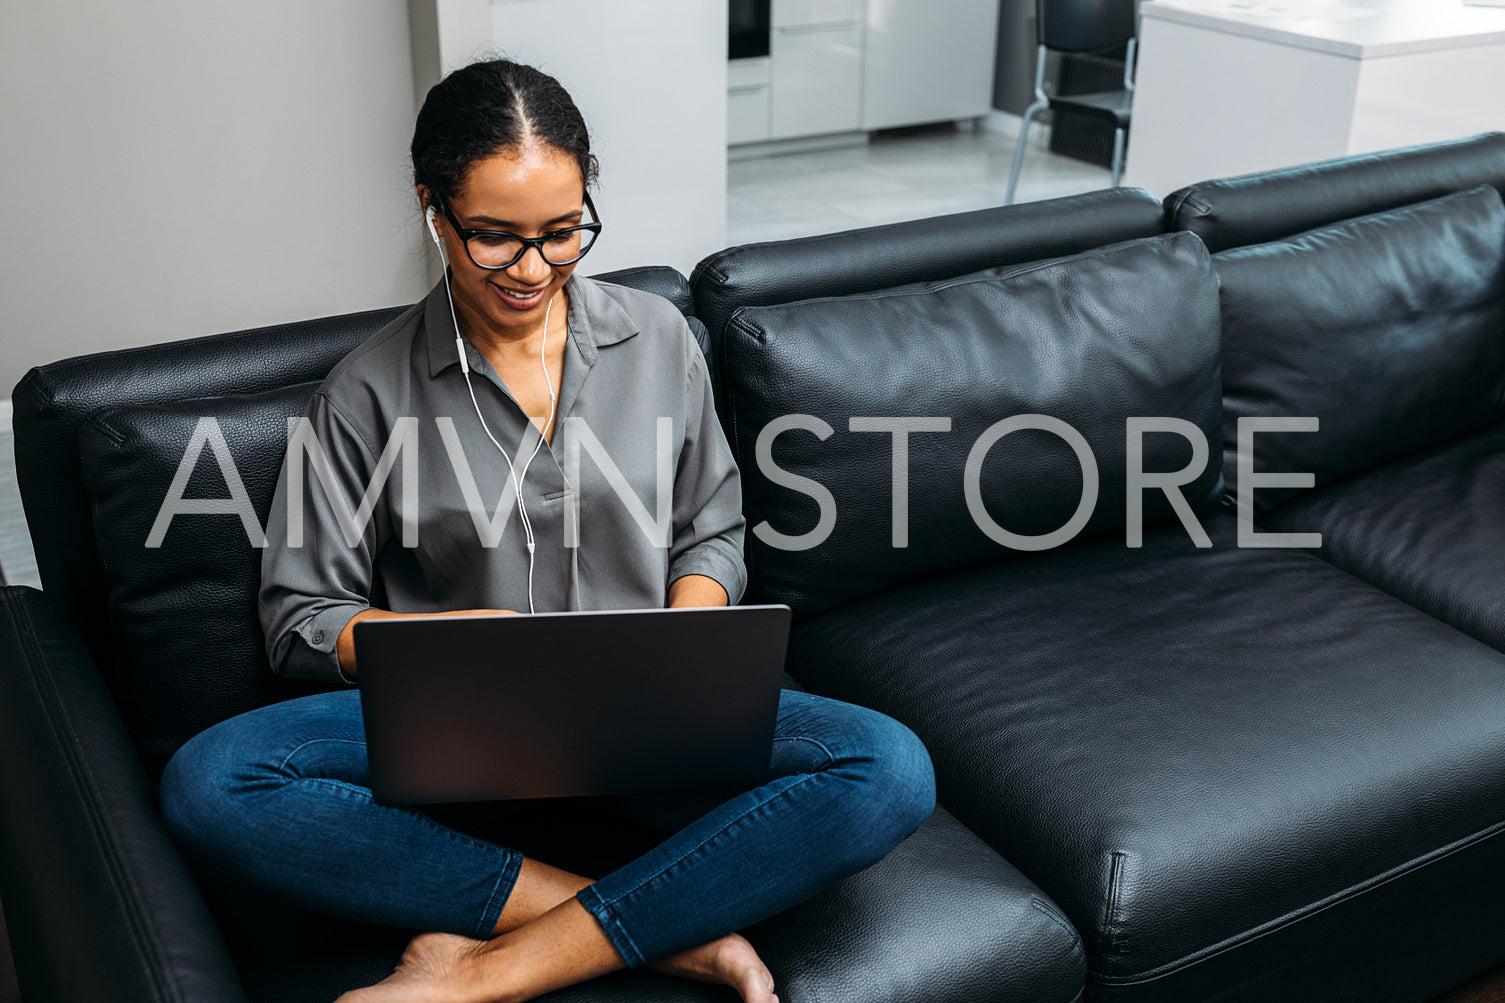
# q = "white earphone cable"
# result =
<box><xmin>429</xmin><ymin>206</ymin><xmax>558</xmax><ymax>613</ymax></box>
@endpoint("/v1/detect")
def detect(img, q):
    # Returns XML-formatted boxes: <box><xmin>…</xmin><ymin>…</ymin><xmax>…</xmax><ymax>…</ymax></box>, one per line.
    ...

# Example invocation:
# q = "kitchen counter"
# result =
<box><xmin>1123</xmin><ymin>0</ymin><xmax>1505</xmax><ymax>195</ymax></box>
<box><xmin>1145</xmin><ymin>0</ymin><xmax>1505</xmax><ymax>58</ymax></box>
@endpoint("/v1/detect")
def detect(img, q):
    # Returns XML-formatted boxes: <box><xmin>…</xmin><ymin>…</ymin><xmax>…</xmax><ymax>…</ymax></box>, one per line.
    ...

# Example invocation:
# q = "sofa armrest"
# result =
<box><xmin>0</xmin><ymin>586</ymin><xmax>247</xmax><ymax>1003</ymax></box>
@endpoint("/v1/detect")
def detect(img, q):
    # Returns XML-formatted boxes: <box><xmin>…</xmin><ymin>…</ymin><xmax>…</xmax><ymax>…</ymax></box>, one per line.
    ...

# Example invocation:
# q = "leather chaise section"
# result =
<box><xmin>785</xmin><ymin>514</ymin><xmax>1505</xmax><ymax>1002</ymax></box>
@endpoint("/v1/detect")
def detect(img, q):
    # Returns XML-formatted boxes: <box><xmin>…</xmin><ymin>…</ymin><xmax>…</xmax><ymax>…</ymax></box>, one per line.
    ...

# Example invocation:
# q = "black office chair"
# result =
<box><xmin>1004</xmin><ymin>0</ymin><xmax>1137</xmax><ymax>205</ymax></box>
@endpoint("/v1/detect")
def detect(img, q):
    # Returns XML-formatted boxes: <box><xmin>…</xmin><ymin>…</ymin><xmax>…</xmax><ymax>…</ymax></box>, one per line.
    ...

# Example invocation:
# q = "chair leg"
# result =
<box><xmin>1005</xmin><ymin>102</ymin><xmax>1047</xmax><ymax>205</ymax></box>
<box><xmin>1110</xmin><ymin>127</ymin><xmax>1126</xmax><ymax>188</ymax></box>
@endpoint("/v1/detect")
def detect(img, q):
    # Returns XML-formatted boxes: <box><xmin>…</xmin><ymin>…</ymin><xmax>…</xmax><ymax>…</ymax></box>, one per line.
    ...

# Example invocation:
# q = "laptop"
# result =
<box><xmin>354</xmin><ymin>605</ymin><xmax>791</xmax><ymax>805</ymax></box>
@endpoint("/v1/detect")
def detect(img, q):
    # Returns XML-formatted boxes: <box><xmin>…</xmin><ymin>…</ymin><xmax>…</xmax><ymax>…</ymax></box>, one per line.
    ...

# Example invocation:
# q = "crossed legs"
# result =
<box><xmin>160</xmin><ymin>688</ymin><xmax>934</xmax><ymax>1002</ymax></box>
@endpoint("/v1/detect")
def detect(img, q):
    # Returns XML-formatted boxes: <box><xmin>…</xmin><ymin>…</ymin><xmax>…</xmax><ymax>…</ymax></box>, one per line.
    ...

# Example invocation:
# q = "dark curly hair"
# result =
<box><xmin>411</xmin><ymin>57</ymin><xmax>599</xmax><ymax>211</ymax></box>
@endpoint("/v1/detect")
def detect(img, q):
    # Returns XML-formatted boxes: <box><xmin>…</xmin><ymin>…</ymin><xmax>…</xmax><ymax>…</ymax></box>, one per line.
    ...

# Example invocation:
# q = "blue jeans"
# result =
<box><xmin>159</xmin><ymin>688</ymin><xmax>935</xmax><ymax>967</ymax></box>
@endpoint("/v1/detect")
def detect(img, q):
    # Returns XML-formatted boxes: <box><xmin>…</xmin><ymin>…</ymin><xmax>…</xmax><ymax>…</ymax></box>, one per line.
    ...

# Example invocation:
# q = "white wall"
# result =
<box><xmin>0</xmin><ymin>0</ymin><xmax>432</xmax><ymax>394</ymax></box>
<box><xmin>490</xmin><ymin>0</ymin><xmax>728</xmax><ymax>277</ymax></box>
<box><xmin>409</xmin><ymin>0</ymin><xmax>496</xmax><ymax>108</ymax></box>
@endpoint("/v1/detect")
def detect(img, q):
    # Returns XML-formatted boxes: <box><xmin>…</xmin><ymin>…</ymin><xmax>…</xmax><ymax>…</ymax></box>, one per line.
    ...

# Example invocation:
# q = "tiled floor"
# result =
<box><xmin>727</xmin><ymin>120</ymin><xmax>1111</xmax><ymax>245</ymax></box>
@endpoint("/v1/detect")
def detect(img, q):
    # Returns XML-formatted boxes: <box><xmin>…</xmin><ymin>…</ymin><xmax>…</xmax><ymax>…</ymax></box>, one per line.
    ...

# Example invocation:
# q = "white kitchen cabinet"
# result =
<box><xmin>769</xmin><ymin>20</ymin><xmax>863</xmax><ymax>139</ymax></box>
<box><xmin>733</xmin><ymin>0</ymin><xmax>1000</xmax><ymax>147</ymax></box>
<box><xmin>861</xmin><ymin>0</ymin><xmax>1000</xmax><ymax>131</ymax></box>
<box><xmin>773</xmin><ymin>0</ymin><xmax>863</xmax><ymax>28</ymax></box>
<box><xmin>728</xmin><ymin>57</ymin><xmax>772</xmax><ymax>144</ymax></box>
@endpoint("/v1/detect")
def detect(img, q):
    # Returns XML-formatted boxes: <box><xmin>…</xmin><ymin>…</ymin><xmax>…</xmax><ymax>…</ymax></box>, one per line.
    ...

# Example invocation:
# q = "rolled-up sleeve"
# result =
<box><xmin>260</xmin><ymin>392</ymin><xmax>384</xmax><ymax>684</ymax></box>
<box><xmin>668</xmin><ymin>337</ymin><xmax>747</xmax><ymax>604</ymax></box>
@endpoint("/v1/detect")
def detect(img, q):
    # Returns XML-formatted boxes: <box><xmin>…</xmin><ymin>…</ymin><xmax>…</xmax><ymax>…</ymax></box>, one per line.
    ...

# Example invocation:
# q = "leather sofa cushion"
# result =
<box><xmin>78</xmin><ymin>382</ymin><xmax>331</xmax><ymax>776</ymax></box>
<box><xmin>1214</xmin><ymin>185</ymin><xmax>1505</xmax><ymax>514</ymax></box>
<box><xmin>1261</xmin><ymin>420</ymin><xmax>1505</xmax><ymax>654</ymax></box>
<box><xmin>785</xmin><ymin>512</ymin><xmax>1505</xmax><ymax>1002</ymax></box>
<box><xmin>219</xmin><ymin>808</ymin><xmax>1085</xmax><ymax>1003</ymax></box>
<box><xmin>722</xmin><ymin>231</ymin><xmax>1223</xmax><ymax>616</ymax></box>
<box><xmin>1164</xmin><ymin>130</ymin><xmax>1505</xmax><ymax>252</ymax></box>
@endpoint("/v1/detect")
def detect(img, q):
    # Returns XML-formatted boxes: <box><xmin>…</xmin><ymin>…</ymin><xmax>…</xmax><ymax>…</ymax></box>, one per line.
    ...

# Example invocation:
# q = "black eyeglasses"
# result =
<box><xmin>438</xmin><ymin>194</ymin><xmax>602</xmax><ymax>270</ymax></box>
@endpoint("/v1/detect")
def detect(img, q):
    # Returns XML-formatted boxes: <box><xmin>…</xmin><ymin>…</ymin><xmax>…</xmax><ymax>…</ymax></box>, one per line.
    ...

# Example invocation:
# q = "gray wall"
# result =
<box><xmin>0</xmin><ymin>0</ymin><xmax>431</xmax><ymax>395</ymax></box>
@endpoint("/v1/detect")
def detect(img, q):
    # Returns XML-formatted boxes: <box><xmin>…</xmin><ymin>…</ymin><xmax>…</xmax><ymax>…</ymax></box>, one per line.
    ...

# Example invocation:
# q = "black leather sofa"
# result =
<box><xmin>3</xmin><ymin>131</ymin><xmax>1505</xmax><ymax>1003</ymax></box>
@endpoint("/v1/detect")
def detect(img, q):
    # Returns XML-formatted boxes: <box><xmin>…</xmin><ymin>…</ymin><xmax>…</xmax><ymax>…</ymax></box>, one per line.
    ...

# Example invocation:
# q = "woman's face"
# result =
<box><xmin>426</xmin><ymin>144</ymin><xmax>588</xmax><ymax>340</ymax></box>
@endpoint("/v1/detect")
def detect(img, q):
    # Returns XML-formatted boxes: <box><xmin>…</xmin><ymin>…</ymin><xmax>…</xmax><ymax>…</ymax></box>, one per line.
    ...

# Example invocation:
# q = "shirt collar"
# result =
<box><xmin>423</xmin><ymin>272</ymin><xmax>639</xmax><ymax>379</ymax></box>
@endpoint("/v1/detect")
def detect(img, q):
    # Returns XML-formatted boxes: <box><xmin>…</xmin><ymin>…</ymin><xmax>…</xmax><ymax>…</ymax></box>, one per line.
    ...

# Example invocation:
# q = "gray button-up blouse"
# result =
<box><xmin>259</xmin><ymin>273</ymin><xmax>747</xmax><ymax>684</ymax></box>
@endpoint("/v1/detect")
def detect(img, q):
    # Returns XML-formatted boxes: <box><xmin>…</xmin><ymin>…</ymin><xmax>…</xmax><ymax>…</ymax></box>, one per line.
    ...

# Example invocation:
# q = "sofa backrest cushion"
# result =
<box><xmin>1215</xmin><ymin>185</ymin><xmax>1505</xmax><ymax>515</ymax></box>
<box><xmin>1165</xmin><ymin>131</ymin><xmax>1505</xmax><ymax>253</ymax></box>
<box><xmin>12</xmin><ymin>307</ymin><xmax>404</xmax><ymax>675</ymax></box>
<box><xmin>78</xmin><ymin>382</ymin><xmax>332</xmax><ymax>776</ymax></box>
<box><xmin>722</xmin><ymin>231</ymin><xmax>1223</xmax><ymax>617</ymax></box>
<box><xmin>692</xmin><ymin>187</ymin><xmax>1166</xmax><ymax>401</ymax></box>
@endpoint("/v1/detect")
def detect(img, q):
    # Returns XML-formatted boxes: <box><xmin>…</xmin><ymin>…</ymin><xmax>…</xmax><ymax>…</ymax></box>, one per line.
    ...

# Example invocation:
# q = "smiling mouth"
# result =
<box><xmin>492</xmin><ymin>284</ymin><xmax>548</xmax><ymax>308</ymax></box>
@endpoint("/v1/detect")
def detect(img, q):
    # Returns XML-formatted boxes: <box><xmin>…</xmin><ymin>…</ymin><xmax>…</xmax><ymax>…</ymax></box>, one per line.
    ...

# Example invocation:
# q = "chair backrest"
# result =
<box><xmin>11</xmin><ymin>265</ymin><xmax>698</xmax><ymax>771</ymax></box>
<box><xmin>1037</xmin><ymin>0</ymin><xmax>1136</xmax><ymax>53</ymax></box>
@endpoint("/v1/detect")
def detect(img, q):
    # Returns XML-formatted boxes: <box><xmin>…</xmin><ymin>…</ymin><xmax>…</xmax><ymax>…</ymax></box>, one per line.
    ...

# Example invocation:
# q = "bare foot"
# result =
<box><xmin>334</xmin><ymin>924</ymin><xmax>776</xmax><ymax>1003</ymax></box>
<box><xmin>334</xmin><ymin>932</ymin><xmax>494</xmax><ymax>1003</ymax></box>
<box><xmin>650</xmin><ymin>933</ymin><xmax>778</xmax><ymax>1003</ymax></box>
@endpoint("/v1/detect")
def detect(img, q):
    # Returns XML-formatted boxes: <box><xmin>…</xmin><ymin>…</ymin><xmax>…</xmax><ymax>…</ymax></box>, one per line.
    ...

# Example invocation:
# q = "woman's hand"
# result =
<box><xmin>335</xmin><ymin>580</ymin><xmax>725</xmax><ymax>681</ymax></box>
<box><xmin>668</xmin><ymin>574</ymin><xmax>729</xmax><ymax>609</ymax></box>
<box><xmin>336</xmin><ymin>607</ymin><xmax>518</xmax><ymax>681</ymax></box>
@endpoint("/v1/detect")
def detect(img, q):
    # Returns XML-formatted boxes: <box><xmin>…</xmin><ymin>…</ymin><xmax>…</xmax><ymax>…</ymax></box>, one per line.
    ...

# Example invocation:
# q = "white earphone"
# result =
<box><xmin>427</xmin><ymin>201</ymin><xmax>560</xmax><ymax>613</ymax></box>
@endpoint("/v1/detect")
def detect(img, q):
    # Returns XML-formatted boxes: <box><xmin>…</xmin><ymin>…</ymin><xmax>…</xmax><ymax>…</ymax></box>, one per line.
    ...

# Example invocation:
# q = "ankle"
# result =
<box><xmin>465</xmin><ymin>939</ymin><xmax>529</xmax><ymax>1003</ymax></box>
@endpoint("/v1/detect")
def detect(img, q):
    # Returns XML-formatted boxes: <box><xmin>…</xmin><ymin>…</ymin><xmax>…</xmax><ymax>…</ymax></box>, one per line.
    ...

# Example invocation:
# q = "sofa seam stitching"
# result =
<box><xmin>1086</xmin><ymin>815</ymin><xmax>1505</xmax><ymax>986</ymax></box>
<box><xmin>1030</xmin><ymin>896</ymin><xmax>1085</xmax><ymax>951</ymax></box>
<box><xmin>1101</xmin><ymin>850</ymin><xmax>1128</xmax><ymax>963</ymax></box>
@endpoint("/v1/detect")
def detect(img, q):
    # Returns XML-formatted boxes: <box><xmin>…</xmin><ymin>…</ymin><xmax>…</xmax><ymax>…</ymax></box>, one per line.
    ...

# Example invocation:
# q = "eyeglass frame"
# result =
<box><xmin>436</xmin><ymin>193</ymin><xmax>603</xmax><ymax>271</ymax></box>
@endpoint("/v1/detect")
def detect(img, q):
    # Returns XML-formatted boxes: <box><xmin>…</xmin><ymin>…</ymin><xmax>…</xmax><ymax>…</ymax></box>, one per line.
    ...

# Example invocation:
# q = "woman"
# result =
<box><xmin>159</xmin><ymin>58</ymin><xmax>935</xmax><ymax>1003</ymax></box>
